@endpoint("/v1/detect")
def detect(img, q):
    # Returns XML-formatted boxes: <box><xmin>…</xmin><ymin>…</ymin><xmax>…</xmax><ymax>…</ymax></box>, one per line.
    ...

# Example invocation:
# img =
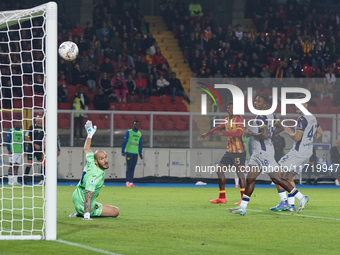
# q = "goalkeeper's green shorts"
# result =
<box><xmin>72</xmin><ymin>191</ymin><xmax>103</xmax><ymax>217</ymax></box>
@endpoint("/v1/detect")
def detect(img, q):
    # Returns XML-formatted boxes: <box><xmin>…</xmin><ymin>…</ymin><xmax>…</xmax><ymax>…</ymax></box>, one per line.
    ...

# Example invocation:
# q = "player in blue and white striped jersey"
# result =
<box><xmin>271</xmin><ymin>96</ymin><xmax>323</xmax><ymax>212</ymax></box>
<box><xmin>228</xmin><ymin>95</ymin><xmax>310</xmax><ymax>216</ymax></box>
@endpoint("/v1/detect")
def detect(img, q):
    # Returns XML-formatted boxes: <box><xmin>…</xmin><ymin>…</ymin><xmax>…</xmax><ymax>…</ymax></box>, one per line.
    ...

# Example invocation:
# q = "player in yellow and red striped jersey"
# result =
<box><xmin>200</xmin><ymin>101</ymin><xmax>247</xmax><ymax>204</ymax></box>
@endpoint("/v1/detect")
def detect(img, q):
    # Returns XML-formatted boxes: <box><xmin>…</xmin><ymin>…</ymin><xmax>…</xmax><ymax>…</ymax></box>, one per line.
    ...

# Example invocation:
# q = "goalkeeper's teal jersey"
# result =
<box><xmin>73</xmin><ymin>152</ymin><xmax>105</xmax><ymax>206</ymax></box>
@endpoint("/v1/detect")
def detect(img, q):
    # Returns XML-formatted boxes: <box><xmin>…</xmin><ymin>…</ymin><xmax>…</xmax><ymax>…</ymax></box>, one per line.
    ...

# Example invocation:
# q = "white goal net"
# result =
<box><xmin>0</xmin><ymin>2</ymin><xmax>57</xmax><ymax>240</ymax></box>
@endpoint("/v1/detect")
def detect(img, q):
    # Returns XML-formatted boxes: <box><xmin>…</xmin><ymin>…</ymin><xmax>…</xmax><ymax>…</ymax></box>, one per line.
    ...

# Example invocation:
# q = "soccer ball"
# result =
<box><xmin>58</xmin><ymin>41</ymin><xmax>79</xmax><ymax>61</ymax></box>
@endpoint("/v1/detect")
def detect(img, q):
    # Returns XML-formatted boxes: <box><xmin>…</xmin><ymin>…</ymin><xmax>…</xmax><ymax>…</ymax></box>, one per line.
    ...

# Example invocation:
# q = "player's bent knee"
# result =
<box><xmin>101</xmin><ymin>205</ymin><xmax>119</xmax><ymax>217</ymax></box>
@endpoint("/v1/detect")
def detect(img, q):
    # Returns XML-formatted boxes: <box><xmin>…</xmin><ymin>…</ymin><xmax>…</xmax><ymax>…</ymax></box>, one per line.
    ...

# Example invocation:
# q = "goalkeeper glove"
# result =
<box><xmin>84</xmin><ymin>120</ymin><xmax>97</xmax><ymax>138</ymax></box>
<box><xmin>82</xmin><ymin>212</ymin><xmax>92</xmax><ymax>220</ymax></box>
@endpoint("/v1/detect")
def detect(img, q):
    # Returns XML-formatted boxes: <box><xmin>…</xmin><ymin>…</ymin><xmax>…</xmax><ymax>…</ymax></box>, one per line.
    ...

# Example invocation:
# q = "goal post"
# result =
<box><xmin>0</xmin><ymin>2</ymin><xmax>57</xmax><ymax>240</ymax></box>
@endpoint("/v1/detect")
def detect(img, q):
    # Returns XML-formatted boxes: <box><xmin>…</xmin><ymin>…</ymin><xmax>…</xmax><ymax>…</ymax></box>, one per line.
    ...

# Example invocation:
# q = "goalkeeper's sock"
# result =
<box><xmin>278</xmin><ymin>189</ymin><xmax>287</xmax><ymax>203</ymax></box>
<box><xmin>240</xmin><ymin>188</ymin><xmax>245</xmax><ymax>199</ymax></box>
<box><xmin>219</xmin><ymin>190</ymin><xmax>226</xmax><ymax>199</ymax></box>
<box><xmin>240</xmin><ymin>194</ymin><xmax>250</xmax><ymax>209</ymax></box>
<box><xmin>288</xmin><ymin>193</ymin><xmax>295</xmax><ymax>206</ymax></box>
<box><xmin>13</xmin><ymin>175</ymin><xmax>18</xmax><ymax>183</ymax></box>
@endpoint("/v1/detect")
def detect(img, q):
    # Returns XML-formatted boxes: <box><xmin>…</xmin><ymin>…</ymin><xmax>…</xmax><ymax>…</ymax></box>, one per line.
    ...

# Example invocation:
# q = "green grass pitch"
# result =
<box><xmin>1</xmin><ymin>186</ymin><xmax>339</xmax><ymax>255</ymax></box>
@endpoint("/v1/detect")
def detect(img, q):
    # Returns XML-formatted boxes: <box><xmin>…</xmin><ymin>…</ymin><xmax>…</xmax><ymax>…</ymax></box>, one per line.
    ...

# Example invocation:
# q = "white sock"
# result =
<box><xmin>13</xmin><ymin>175</ymin><xmax>18</xmax><ymax>183</ymax></box>
<box><xmin>126</xmin><ymin>182</ymin><xmax>129</xmax><ymax>185</ymax></box>
<box><xmin>240</xmin><ymin>195</ymin><xmax>250</xmax><ymax>209</ymax></box>
<box><xmin>278</xmin><ymin>189</ymin><xmax>287</xmax><ymax>203</ymax></box>
<box><xmin>290</xmin><ymin>188</ymin><xmax>303</xmax><ymax>200</ymax></box>
<box><xmin>234</xmin><ymin>173</ymin><xmax>239</xmax><ymax>186</ymax></box>
<box><xmin>288</xmin><ymin>194</ymin><xmax>295</xmax><ymax>206</ymax></box>
<box><xmin>8</xmin><ymin>175</ymin><xmax>13</xmax><ymax>184</ymax></box>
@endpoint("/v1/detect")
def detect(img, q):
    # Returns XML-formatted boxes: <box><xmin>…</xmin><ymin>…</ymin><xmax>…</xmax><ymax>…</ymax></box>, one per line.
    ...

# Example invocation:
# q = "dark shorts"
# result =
<box><xmin>27</xmin><ymin>152</ymin><xmax>43</xmax><ymax>161</ymax></box>
<box><xmin>219</xmin><ymin>151</ymin><xmax>246</xmax><ymax>167</ymax></box>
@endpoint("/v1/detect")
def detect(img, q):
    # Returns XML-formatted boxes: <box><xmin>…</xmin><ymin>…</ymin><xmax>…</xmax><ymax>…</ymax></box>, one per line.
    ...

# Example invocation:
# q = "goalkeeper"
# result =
<box><xmin>70</xmin><ymin>120</ymin><xmax>119</xmax><ymax>220</ymax></box>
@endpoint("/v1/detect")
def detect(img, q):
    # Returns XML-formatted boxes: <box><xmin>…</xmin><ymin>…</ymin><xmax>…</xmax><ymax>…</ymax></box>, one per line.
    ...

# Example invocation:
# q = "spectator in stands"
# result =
<box><xmin>84</xmin><ymin>21</ymin><xmax>96</xmax><ymax>41</ymax></box>
<box><xmin>99</xmin><ymin>72</ymin><xmax>111</xmax><ymax>96</ymax></box>
<box><xmin>84</xmin><ymin>64</ymin><xmax>97</xmax><ymax>93</ymax></box>
<box><xmin>315</xmin><ymin>78</ymin><xmax>333</xmax><ymax>100</ymax></box>
<box><xmin>97</xmin><ymin>22</ymin><xmax>110</xmax><ymax>40</ymax></box>
<box><xmin>110</xmin><ymin>31</ymin><xmax>122</xmax><ymax>55</ymax></box>
<box><xmin>118</xmin><ymin>41</ymin><xmax>135</xmax><ymax>69</ymax></box>
<box><xmin>34</xmin><ymin>74</ymin><xmax>44</xmax><ymax>94</ymax></box>
<box><xmin>260</xmin><ymin>66</ymin><xmax>271</xmax><ymax>88</ymax></box>
<box><xmin>111</xmin><ymin>72</ymin><xmax>127</xmax><ymax>102</ymax></box>
<box><xmin>87</xmin><ymin>48</ymin><xmax>99</xmax><ymax>68</ymax></box>
<box><xmin>135</xmin><ymin>72</ymin><xmax>148</xmax><ymax>102</ymax></box>
<box><xmin>325</xmin><ymin>67</ymin><xmax>336</xmax><ymax>89</ymax></box>
<box><xmin>152</xmin><ymin>47</ymin><xmax>170</xmax><ymax>71</ymax></box>
<box><xmin>144</xmin><ymin>32</ymin><xmax>156</xmax><ymax>55</ymax></box>
<box><xmin>311</xmin><ymin>48</ymin><xmax>326</xmax><ymax>71</ymax></box>
<box><xmin>291</xmin><ymin>59</ymin><xmax>302</xmax><ymax>78</ymax></box>
<box><xmin>235</xmin><ymin>24</ymin><xmax>243</xmax><ymax>40</ymax></box>
<box><xmin>71</xmin><ymin>21</ymin><xmax>85</xmax><ymax>38</ymax></box>
<box><xmin>125</xmin><ymin>74</ymin><xmax>137</xmax><ymax>96</ymax></box>
<box><xmin>135</xmin><ymin>56</ymin><xmax>149</xmax><ymax>76</ymax></box>
<box><xmin>331</xmin><ymin>139</ymin><xmax>340</xmax><ymax>186</ymax></box>
<box><xmin>78</xmin><ymin>86</ymin><xmax>90</xmax><ymax>116</ymax></box>
<box><xmin>100</xmin><ymin>57</ymin><xmax>114</xmax><ymax>75</ymax></box>
<box><xmin>58</xmin><ymin>77</ymin><xmax>68</xmax><ymax>103</ymax></box>
<box><xmin>148</xmin><ymin>73</ymin><xmax>158</xmax><ymax>96</ymax></box>
<box><xmin>73</xmin><ymin>93</ymin><xmax>84</xmax><ymax>139</ymax></box>
<box><xmin>169</xmin><ymin>72</ymin><xmax>191</xmax><ymax>104</ymax></box>
<box><xmin>93</xmin><ymin>88</ymin><xmax>110</xmax><ymax>110</ymax></box>
<box><xmin>72</xmin><ymin>64</ymin><xmax>86</xmax><ymax>86</ymax></box>
<box><xmin>156</xmin><ymin>75</ymin><xmax>170</xmax><ymax>96</ymax></box>
<box><xmin>80</xmin><ymin>55</ymin><xmax>92</xmax><ymax>73</ymax></box>
<box><xmin>189</xmin><ymin>0</ymin><xmax>203</xmax><ymax>18</ymax></box>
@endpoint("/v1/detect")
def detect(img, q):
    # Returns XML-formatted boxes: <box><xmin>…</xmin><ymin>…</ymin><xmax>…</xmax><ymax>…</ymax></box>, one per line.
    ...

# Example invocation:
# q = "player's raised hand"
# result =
<box><xmin>284</xmin><ymin>127</ymin><xmax>294</xmax><ymax>135</ymax></box>
<box><xmin>200</xmin><ymin>133</ymin><xmax>207</xmax><ymax>140</ymax></box>
<box><xmin>85</xmin><ymin>120</ymin><xmax>97</xmax><ymax>138</ymax></box>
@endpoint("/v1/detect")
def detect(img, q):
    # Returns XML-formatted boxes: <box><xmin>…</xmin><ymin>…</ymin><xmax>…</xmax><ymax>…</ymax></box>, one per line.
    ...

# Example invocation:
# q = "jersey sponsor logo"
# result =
<box><xmin>90</xmin><ymin>179</ymin><xmax>94</xmax><ymax>186</ymax></box>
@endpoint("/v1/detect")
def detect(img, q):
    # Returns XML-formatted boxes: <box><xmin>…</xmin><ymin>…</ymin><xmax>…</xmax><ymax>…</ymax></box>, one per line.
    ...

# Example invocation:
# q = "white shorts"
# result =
<box><xmin>248</xmin><ymin>151</ymin><xmax>280</xmax><ymax>174</ymax></box>
<box><xmin>8</xmin><ymin>153</ymin><xmax>22</xmax><ymax>165</ymax></box>
<box><xmin>279</xmin><ymin>151</ymin><xmax>310</xmax><ymax>174</ymax></box>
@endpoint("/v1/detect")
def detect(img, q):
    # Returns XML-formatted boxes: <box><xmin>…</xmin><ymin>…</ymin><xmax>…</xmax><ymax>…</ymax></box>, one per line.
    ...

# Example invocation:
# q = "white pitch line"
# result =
<box><xmin>247</xmin><ymin>209</ymin><xmax>340</xmax><ymax>221</ymax></box>
<box><xmin>56</xmin><ymin>239</ymin><xmax>121</xmax><ymax>255</ymax></box>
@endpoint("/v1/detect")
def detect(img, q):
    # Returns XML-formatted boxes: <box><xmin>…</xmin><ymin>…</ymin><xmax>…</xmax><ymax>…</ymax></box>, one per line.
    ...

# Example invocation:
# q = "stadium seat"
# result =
<box><xmin>135</xmin><ymin>114</ymin><xmax>148</xmax><ymax>121</ymax></box>
<box><xmin>319</xmin><ymin>121</ymin><xmax>330</xmax><ymax>131</ymax></box>
<box><xmin>94</xmin><ymin>119</ymin><xmax>106</xmax><ymax>129</ymax></box>
<box><xmin>153</xmin><ymin>120</ymin><xmax>164</xmax><ymax>130</ymax></box>
<box><xmin>160</xmin><ymin>95</ymin><xmax>172</xmax><ymax>104</ymax></box>
<box><xmin>88</xmin><ymin>113</ymin><xmax>103</xmax><ymax>120</ymax></box>
<box><xmin>262</xmin><ymin>88</ymin><xmax>271</xmax><ymax>96</ymax></box>
<box><xmin>175</xmin><ymin>120</ymin><xmax>187</xmax><ymax>130</ymax></box>
<box><xmin>328</xmin><ymin>106</ymin><xmax>339</xmax><ymax>114</ymax></box>
<box><xmin>23</xmin><ymin>85</ymin><xmax>33</xmax><ymax>96</ymax></box>
<box><xmin>58</xmin><ymin>118</ymin><xmax>70</xmax><ymax>129</ymax></box>
<box><xmin>34</xmin><ymin>96</ymin><xmax>44</xmax><ymax>107</ymax></box>
<box><xmin>308</xmin><ymin>106</ymin><xmax>317</xmax><ymax>113</ymax></box>
<box><xmin>317</xmin><ymin>106</ymin><xmax>328</xmax><ymax>114</ymax></box>
<box><xmin>157</xmin><ymin>115</ymin><xmax>169</xmax><ymax>122</ymax></box>
<box><xmin>117</xmin><ymin>103</ymin><xmax>129</xmax><ymax>111</ymax></box>
<box><xmin>149</xmin><ymin>96</ymin><xmax>160</xmax><ymax>104</ymax></box>
<box><xmin>181</xmin><ymin>115</ymin><xmax>189</xmax><ymax>122</ymax></box>
<box><xmin>174</xmin><ymin>96</ymin><xmax>183</xmax><ymax>104</ymax></box>
<box><xmin>13</xmin><ymin>99</ymin><xmax>23</xmax><ymax>109</ymax></box>
<box><xmin>311</xmin><ymin>98</ymin><xmax>322</xmax><ymax>106</ymax></box>
<box><xmin>117</xmin><ymin>120</ymin><xmax>130</xmax><ymax>129</ymax></box>
<box><xmin>176</xmin><ymin>103</ymin><xmax>187</xmax><ymax>112</ymax></box>
<box><xmin>169</xmin><ymin>115</ymin><xmax>181</xmax><ymax>121</ymax></box>
<box><xmin>130</xmin><ymin>103</ymin><xmax>141</xmax><ymax>111</ymax></box>
<box><xmin>153</xmin><ymin>103</ymin><xmax>164</xmax><ymax>111</ymax></box>
<box><xmin>105</xmin><ymin>119</ymin><xmax>111</xmax><ymax>129</ymax></box>
<box><xmin>302</xmin><ymin>64</ymin><xmax>314</xmax><ymax>77</ymax></box>
<box><xmin>274</xmin><ymin>105</ymin><xmax>281</xmax><ymax>113</ymax></box>
<box><xmin>114</xmin><ymin>114</ymin><xmax>125</xmax><ymax>120</ymax></box>
<box><xmin>124</xmin><ymin>114</ymin><xmax>135</xmax><ymax>121</ymax></box>
<box><xmin>140</xmin><ymin>120</ymin><xmax>150</xmax><ymax>130</ymax></box>
<box><xmin>110</xmin><ymin>102</ymin><xmax>118</xmax><ymax>110</ymax></box>
<box><xmin>141</xmin><ymin>103</ymin><xmax>153</xmax><ymax>111</ymax></box>
<box><xmin>322</xmin><ymin>97</ymin><xmax>332</xmax><ymax>106</ymax></box>
<box><xmin>229</xmin><ymin>63</ymin><xmax>235</xmax><ymax>74</ymax></box>
<box><xmin>164</xmin><ymin>120</ymin><xmax>175</xmax><ymax>130</ymax></box>
<box><xmin>59</xmin><ymin>102</ymin><xmax>71</xmax><ymax>109</ymax></box>
<box><xmin>192</xmin><ymin>120</ymin><xmax>199</xmax><ymax>130</ymax></box>
<box><xmin>164</xmin><ymin>104</ymin><xmax>176</xmax><ymax>111</ymax></box>
<box><xmin>24</xmin><ymin>98</ymin><xmax>33</xmax><ymax>108</ymax></box>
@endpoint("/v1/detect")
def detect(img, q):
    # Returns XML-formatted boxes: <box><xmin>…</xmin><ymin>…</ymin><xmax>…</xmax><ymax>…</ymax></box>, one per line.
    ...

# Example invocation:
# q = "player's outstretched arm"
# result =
<box><xmin>83</xmin><ymin>190</ymin><xmax>94</xmax><ymax>220</ymax></box>
<box><xmin>84</xmin><ymin>120</ymin><xmax>97</xmax><ymax>155</ymax></box>
<box><xmin>314</xmin><ymin>126</ymin><xmax>323</xmax><ymax>141</ymax></box>
<box><xmin>284</xmin><ymin>127</ymin><xmax>303</xmax><ymax>142</ymax></box>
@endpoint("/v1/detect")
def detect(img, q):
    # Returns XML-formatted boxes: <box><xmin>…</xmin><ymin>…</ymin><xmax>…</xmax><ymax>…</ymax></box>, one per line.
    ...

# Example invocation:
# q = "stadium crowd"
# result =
<box><xmin>1</xmin><ymin>0</ymin><xmax>340</xmax><ymax>111</ymax></box>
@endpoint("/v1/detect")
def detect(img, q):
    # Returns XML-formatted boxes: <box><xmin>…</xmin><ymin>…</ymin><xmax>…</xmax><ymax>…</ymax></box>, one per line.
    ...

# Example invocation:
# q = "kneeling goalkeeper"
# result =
<box><xmin>70</xmin><ymin>120</ymin><xmax>119</xmax><ymax>220</ymax></box>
